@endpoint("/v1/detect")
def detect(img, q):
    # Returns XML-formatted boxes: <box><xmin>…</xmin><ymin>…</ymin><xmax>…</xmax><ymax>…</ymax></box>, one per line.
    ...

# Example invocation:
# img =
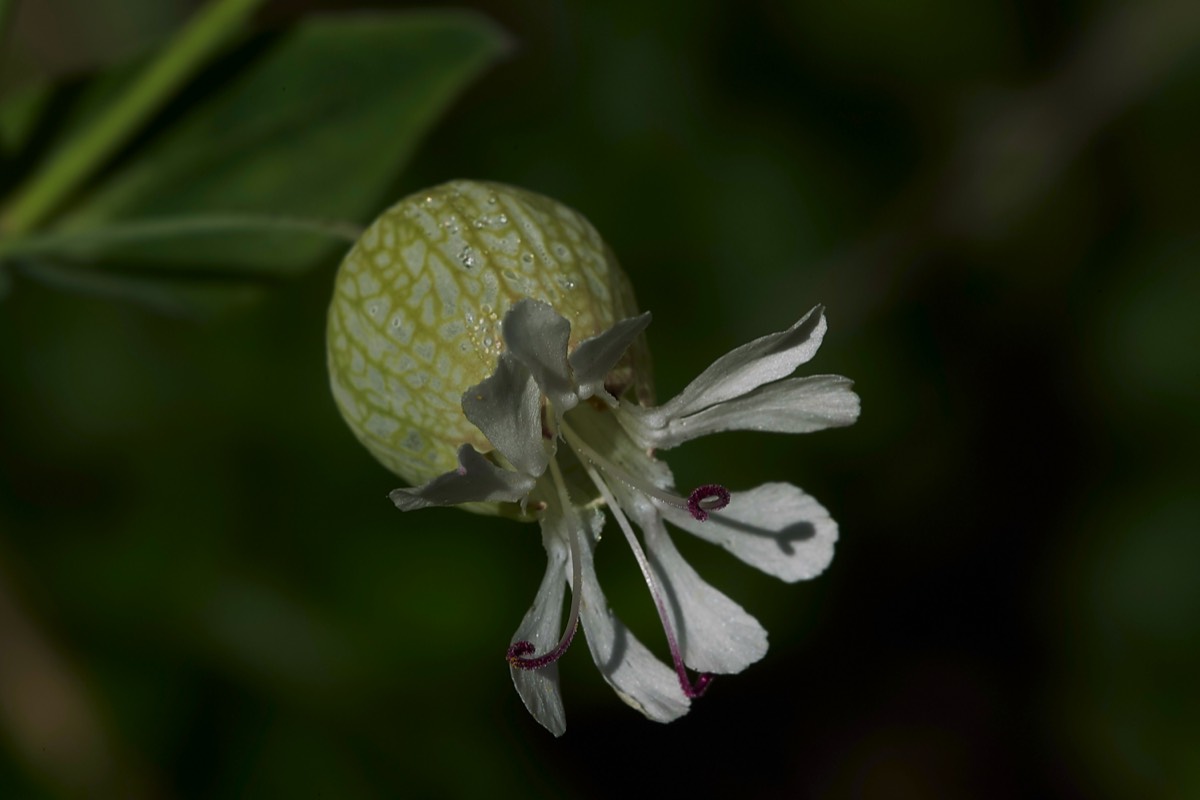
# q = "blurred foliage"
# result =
<box><xmin>1</xmin><ymin>0</ymin><xmax>1198</xmax><ymax>798</ymax></box>
<box><xmin>0</xmin><ymin>1</ymin><xmax>508</xmax><ymax>315</ymax></box>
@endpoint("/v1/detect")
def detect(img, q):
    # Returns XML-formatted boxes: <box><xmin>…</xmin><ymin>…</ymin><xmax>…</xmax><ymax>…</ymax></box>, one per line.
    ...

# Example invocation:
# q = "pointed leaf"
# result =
<box><xmin>31</xmin><ymin>11</ymin><xmax>509</xmax><ymax>313</ymax></box>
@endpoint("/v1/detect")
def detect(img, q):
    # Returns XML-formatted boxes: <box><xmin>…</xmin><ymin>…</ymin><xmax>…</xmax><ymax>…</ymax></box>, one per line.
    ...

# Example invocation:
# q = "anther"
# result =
<box><xmin>687</xmin><ymin>484</ymin><xmax>730</xmax><ymax>521</ymax></box>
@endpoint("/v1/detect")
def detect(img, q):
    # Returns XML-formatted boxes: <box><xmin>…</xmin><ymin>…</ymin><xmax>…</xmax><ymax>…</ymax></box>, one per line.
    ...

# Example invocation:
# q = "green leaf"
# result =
<box><xmin>17</xmin><ymin>10</ymin><xmax>509</xmax><ymax>314</ymax></box>
<box><xmin>3</xmin><ymin>214</ymin><xmax>362</xmax><ymax>316</ymax></box>
<box><xmin>1</xmin><ymin>0</ymin><xmax>267</xmax><ymax>234</ymax></box>
<box><xmin>57</xmin><ymin>10</ymin><xmax>509</xmax><ymax>264</ymax></box>
<box><xmin>0</xmin><ymin>81</ymin><xmax>51</xmax><ymax>159</ymax></box>
<box><xmin>13</xmin><ymin>256</ymin><xmax>267</xmax><ymax>317</ymax></box>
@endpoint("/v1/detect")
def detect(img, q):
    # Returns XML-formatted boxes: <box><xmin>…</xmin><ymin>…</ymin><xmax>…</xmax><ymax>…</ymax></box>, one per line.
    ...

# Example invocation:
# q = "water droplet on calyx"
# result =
<box><xmin>471</xmin><ymin>213</ymin><xmax>508</xmax><ymax>229</ymax></box>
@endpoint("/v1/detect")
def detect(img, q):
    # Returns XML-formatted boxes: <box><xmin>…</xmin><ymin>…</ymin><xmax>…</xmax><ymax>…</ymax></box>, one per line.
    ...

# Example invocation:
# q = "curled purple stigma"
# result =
<box><xmin>506</xmin><ymin>618</ymin><xmax>579</xmax><ymax>670</ymax></box>
<box><xmin>687</xmin><ymin>484</ymin><xmax>731</xmax><ymax>521</ymax></box>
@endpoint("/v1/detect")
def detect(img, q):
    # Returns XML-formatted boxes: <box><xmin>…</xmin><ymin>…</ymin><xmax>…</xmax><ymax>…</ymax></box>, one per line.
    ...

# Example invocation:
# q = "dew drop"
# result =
<box><xmin>520</xmin><ymin>252</ymin><xmax>534</xmax><ymax>265</ymax></box>
<box><xmin>458</xmin><ymin>246</ymin><xmax>477</xmax><ymax>268</ymax></box>
<box><xmin>473</xmin><ymin>213</ymin><xmax>509</xmax><ymax>229</ymax></box>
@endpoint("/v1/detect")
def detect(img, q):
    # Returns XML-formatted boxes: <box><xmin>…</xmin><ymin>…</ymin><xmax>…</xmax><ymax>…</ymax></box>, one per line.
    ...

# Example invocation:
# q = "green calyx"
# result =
<box><xmin>327</xmin><ymin>180</ymin><xmax>644</xmax><ymax>515</ymax></box>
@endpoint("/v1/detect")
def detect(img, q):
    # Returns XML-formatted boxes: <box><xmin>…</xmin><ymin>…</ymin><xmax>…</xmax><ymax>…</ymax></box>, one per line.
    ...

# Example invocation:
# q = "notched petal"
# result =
<box><xmin>389</xmin><ymin>445</ymin><xmax>535</xmax><ymax>511</ymax></box>
<box><xmin>570</xmin><ymin>311</ymin><xmax>652</xmax><ymax>404</ymax></box>
<box><xmin>660</xmin><ymin>482</ymin><xmax>838</xmax><ymax>583</ymax></box>
<box><xmin>646</xmin><ymin>305</ymin><xmax>827</xmax><ymax>427</ymax></box>
<box><xmin>462</xmin><ymin>352</ymin><xmax>548</xmax><ymax>477</ymax></box>
<box><xmin>502</xmin><ymin>299</ymin><xmax>578</xmax><ymax>415</ymax></box>
<box><xmin>630</xmin><ymin>496</ymin><xmax>768</xmax><ymax>674</ymax></box>
<box><xmin>573</xmin><ymin>514</ymin><xmax>690</xmax><ymax>723</ymax></box>
<box><xmin>645</xmin><ymin>374</ymin><xmax>860</xmax><ymax>449</ymax></box>
<box><xmin>508</xmin><ymin>533</ymin><xmax>570</xmax><ymax>736</ymax></box>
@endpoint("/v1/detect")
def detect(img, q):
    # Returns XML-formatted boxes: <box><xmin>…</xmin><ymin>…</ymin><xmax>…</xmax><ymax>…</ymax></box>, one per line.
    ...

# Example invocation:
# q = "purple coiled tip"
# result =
<box><xmin>687</xmin><ymin>484</ymin><xmax>730</xmax><ymax>521</ymax></box>
<box><xmin>507</xmin><ymin>641</ymin><xmax>564</xmax><ymax>671</ymax></box>
<box><xmin>506</xmin><ymin>616</ymin><xmax>579</xmax><ymax>671</ymax></box>
<box><xmin>506</xmin><ymin>641</ymin><xmax>536</xmax><ymax>665</ymax></box>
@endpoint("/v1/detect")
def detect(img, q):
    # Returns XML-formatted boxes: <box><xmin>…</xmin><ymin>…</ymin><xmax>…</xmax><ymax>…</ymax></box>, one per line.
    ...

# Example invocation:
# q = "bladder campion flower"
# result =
<box><xmin>327</xmin><ymin>180</ymin><xmax>859</xmax><ymax>735</ymax></box>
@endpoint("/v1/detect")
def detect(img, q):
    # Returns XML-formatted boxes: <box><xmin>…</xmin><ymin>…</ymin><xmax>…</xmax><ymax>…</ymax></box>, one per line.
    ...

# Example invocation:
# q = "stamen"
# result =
<box><xmin>580</xmin><ymin>461</ymin><xmax>715</xmax><ymax>700</ymax></box>
<box><xmin>561</xmin><ymin>423</ymin><xmax>725</xmax><ymax>524</ymax></box>
<box><xmin>687</xmin><ymin>484</ymin><xmax>730</xmax><ymax>521</ymax></box>
<box><xmin>506</xmin><ymin>456</ymin><xmax>584</xmax><ymax>671</ymax></box>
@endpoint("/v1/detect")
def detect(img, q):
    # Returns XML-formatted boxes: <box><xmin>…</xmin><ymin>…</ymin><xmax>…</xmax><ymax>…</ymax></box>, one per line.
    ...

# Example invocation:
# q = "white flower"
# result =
<box><xmin>390</xmin><ymin>298</ymin><xmax>859</xmax><ymax>735</ymax></box>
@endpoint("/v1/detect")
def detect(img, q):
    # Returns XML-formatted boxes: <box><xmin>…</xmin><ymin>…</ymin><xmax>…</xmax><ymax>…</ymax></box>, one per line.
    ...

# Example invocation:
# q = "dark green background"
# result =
<box><xmin>2</xmin><ymin>0</ymin><xmax>1198</xmax><ymax>797</ymax></box>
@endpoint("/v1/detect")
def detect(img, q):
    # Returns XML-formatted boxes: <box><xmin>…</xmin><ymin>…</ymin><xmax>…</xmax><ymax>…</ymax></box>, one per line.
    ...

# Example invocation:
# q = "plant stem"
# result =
<box><xmin>0</xmin><ymin>0</ymin><xmax>264</xmax><ymax>235</ymax></box>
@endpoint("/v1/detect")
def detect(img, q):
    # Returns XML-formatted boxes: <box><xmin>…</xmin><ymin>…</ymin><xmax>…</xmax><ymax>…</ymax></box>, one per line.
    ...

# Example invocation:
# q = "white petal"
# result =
<box><xmin>573</xmin><ymin>513</ymin><xmax>690</xmax><ymax>723</ymax></box>
<box><xmin>508</xmin><ymin>528</ymin><xmax>569</xmax><ymax>737</ymax></box>
<box><xmin>641</xmin><ymin>374</ymin><xmax>860</xmax><ymax>449</ymax></box>
<box><xmin>569</xmin><ymin>312</ymin><xmax>652</xmax><ymax>404</ymax></box>
<box><xmin>627</xmin><ymin>493</ymin><xmax>768</xmax><ymax>674</ymax></box>
<box><xmin>388</xmin><ymin>445</ymin><xmax>535</xmax><ymax>511</ymax></box>
<box><xmin>643</xmin><ymin>306</ymin><xmax>827</xmax><ymax>428</ymax></box>
<box><xmin>501</xmin><ymin>299</ymin><xmax>578</xmax><ymax>415</ymax></box>
<box><xmin>462</xmin><ymin>353</ymin><xmax>548</xmax><ymax>477</ymax></box>
<box><xmin>659</xmin><ymin>483</ymin><xmax>837</xmax><ymax>583</ymax></box>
